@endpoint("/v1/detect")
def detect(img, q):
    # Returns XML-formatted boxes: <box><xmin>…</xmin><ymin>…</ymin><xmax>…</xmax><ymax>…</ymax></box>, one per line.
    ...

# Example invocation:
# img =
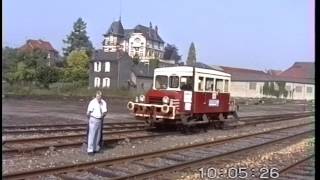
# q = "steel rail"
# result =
<box><xmin>2</xmin><ymin>124</ymin><xmax>148</xmax><ymax>134</ymax></box>
<box><xmin>2</xmin><ymin>121</ymin><xmax>145</xmax><ymax>129</ymax></box>
<box><xmin>279</xmin><ymin>154</ymin><xmax>315</xmax><ymax>174</ymax></box>
<box><xmin>3</xmin><ymin>133</ymin><xmax>170</xmax><ymax>156</ymax></box>
<box><xmin>2</xmin><ymin>128</ymin><xmax>152</xmax><ymax>144</ymax></box>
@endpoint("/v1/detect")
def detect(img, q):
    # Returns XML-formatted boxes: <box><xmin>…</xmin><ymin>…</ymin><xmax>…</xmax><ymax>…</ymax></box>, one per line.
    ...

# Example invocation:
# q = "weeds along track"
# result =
<box><xmin>2</xmin><ymin>112</ymin><xmax>314</xmax><ymax>157</ymax></box>
<box><xmin>3</xmin><ymin>122</ymin><xmax>314</xmax><ymax>179</ymax></box>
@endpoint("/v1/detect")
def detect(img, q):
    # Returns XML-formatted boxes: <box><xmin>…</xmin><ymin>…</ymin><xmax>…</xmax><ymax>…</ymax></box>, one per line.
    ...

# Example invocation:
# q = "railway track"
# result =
<box><xmin>278</xmin><ymin>155</ymin><xmax>315</xmax><ymax>179</ymax></box>
<box><xmin>2</xmin><ymin>111</ymin><xmax>313</xmax><ymax>135</ymax></box>
<box><xmin>2</xmin><ymin>112</ymin><xmax>314</xmax><ymax>157</ymax></box>
<box><xmin>2</xmin><ymin>129</ymin><xmax>166</xmax><ymax>157</ymax></box>
<box><xmin>2</xmin><ymin>122</ymin><xmax>147</xmax><ymax>135</ymax></box>
<box><xmin>2</xmin><ymin>122</ymin><xmax>314</xmax><ymax>180</ymax></box>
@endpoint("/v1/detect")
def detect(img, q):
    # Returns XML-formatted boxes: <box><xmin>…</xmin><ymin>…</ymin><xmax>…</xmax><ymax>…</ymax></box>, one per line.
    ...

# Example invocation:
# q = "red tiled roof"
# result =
<box><xmin>220</xmin><ymin>65</ymin><xmax>314</xmax><ymax>84</ymax></box>
<box><xmin>19</xmin><ymin>39</ymin><xmax>58</xmax><ymax>53</ymax></box>
<box><xmin>220</xmin><ymin>66</ymin><xmax>272</xmax><ymax>81</ymax></box>
<box><xmin>279</xmin><ymin>62</ymin><xmax>314</xmax><ymax>79</ymax></box>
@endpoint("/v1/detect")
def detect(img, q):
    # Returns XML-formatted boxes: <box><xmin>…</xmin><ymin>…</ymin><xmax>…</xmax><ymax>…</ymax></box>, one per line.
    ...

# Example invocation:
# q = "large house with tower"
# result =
<box><xmin>102</xmin><ymin>19</ymin><xmax>165</xmax><ymax>61</ymax></box>
<box><xmin>89</xmin><ymin>19</ymin><xmax>175</xmax><ymax>90</ymax></box>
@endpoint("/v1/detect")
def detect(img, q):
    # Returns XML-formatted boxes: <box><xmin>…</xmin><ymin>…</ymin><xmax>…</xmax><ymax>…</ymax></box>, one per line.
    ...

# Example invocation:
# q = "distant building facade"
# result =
<box><xmin>90</xmin><ymin>50</ymin><xmax>160</xmax><ymax>92</ymax></box>
<box><xmin>19</xmin><ymin>39</ymin><xmax>59</xmax><ymax>66</ymax></box>
<box><xmin>219</xmin><ymin>62</ymin><xmax>314</xmax><ymax>100</ymax></box>
<box><xmin>102</xmin><ymin>20</ymin><xmax>165</xmax><ymax>61</ymax></box>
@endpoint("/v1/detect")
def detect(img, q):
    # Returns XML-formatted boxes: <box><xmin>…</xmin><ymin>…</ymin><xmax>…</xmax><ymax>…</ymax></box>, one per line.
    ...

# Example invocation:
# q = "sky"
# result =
<box><xmin>3</xmin><ymin>0</ymin><xmax>314</xmax><ymax>71</ymax></box>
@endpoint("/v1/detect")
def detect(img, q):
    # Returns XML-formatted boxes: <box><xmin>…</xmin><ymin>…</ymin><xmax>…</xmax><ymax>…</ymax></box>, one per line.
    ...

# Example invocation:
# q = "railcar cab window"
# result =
<box><xmin>215</xmin><ymin>79</ymin><xmax>223</xmax><ymax>92</ymax></box>
<box><xmin>155</xmin><ymin>75</ymin><xmax>168</xmax><ymax>89</ymax></box>
<box><xmin>169</xmin><ymin>76</ymin><xmax>179</xmax><ymax>88</ymax></box>
<box><xmin>205</xmin><ymin>77</ymin><xmax>214</xmax><ymax>91</ymax></box>
<box><xmin>198</xmin><ymin>76</ymin><xmax>204</xmax><ymax>91</ymax></box>
<box><xmin>224</xmin><ymin>80</ymin><xmax>229</xmax><ymax>92</ymax></box>
<box><xmin>180</xmin><ymin>76</ymin><xmax>193</xmax><ymax>91</ymax></box>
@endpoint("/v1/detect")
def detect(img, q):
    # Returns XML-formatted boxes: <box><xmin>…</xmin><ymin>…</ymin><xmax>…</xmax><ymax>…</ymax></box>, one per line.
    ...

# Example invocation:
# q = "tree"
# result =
<box><xmin>186</xmin><ymin>42</ymin><xmax>196</xmax><ymax>66</ymax></box>
<box><xmin>133</xmin><ymin>54</ymin><xmax>140</xmax><ymax>65</ymax></box>
<box><xmin>163</xmin><ymin>44</ymin><xmax>182</xmax><ymax>64</ymax></box>
<box><xmin>35</xmin><ymin>66</ymin><xmax>60</xmax><ymax>88</ymax></box>
<box><xmin>149</xmin><ymin>59</ymin><xmax>160</xmax><ymax>68</ymax></box>
<box><xmin>262</xmin><ymin>81</ymin><xmax>288</xmax><ymax>98</ymax></box>
<box><xmin>63</xmin><ymin>18</ymin><xmax>94</xmax><ymax>57</ymax></box>
<box><xmin>4</xmin><ymin>49</ymin><xmax>48</xmax><ymax>85</ymax></box>
<box><xmin>63</xmin><ymin>50</ymin><xmax>89</xmax><ymax>82</ymax></box>
<box><xmin>2</xmin><ymin>47</ymin><xmax>19</xmax><ymax>72</ymax></box>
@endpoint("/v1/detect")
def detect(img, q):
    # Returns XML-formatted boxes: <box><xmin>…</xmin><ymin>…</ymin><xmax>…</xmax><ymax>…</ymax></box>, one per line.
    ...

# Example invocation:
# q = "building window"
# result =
<box><xmin>94</xmin><ymin>77</ymin><xmax>100</xmax><ymax>87</ymax></box>
<box><xmin>249</xmin><ymin>82</ymin><xmax>256</xmax><ymax>90</ymax></box>
<box><xmin>285</xmin><ymin>85</ymin><xmax>291</xmax><ymax>91</ymax></box>
<box><xmin>224</xmin><ymin>80</ymin><xmax>229</xmax><ymax>92</ymax></box>
<box><xmin>102</xmin><ymin>77</ymin><xmax>110</xmax><ymax>88</ymax></box>
<box><xmin>94</xmin><ymin>62</ymin><xmax>102</xmax><ymax>72</ymax></box>
<box><xmin>105</xmin><ymin>62</ymin><xmax>110</xmax><ymax>72</ymax></box>
<box><xmin>307</xmin><ymin>87</ymin><xmax>313</xmax><ymax>93</ymax></box>
<box><xmin>158</xmin><ymin>42</ymin><xmax>160</xmax><ymax>49</ymax></box>
<box><xmin>205</xmin><ymin>78</ymin><xmax>214</xmax><ymax>91</ymax></box>
<box><xmin>295</xmin><ymin>86</ymin><xmax>302</xmax><ymax>93</ymax></box>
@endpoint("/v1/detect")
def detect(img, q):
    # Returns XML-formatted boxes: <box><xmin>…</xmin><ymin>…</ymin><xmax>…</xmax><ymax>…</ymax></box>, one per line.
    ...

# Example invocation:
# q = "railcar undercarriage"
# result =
<box><xmin>128</xmin><ymin>101</ymin><xmax>242</xmax><ymax>133</ymax></box>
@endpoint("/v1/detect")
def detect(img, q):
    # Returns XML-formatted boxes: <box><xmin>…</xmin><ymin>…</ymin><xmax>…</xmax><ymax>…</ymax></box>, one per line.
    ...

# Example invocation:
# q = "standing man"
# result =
<box><xmin>86</xmin><ymin>90</ymin><xmax>107</xmax><ymax>155</ymax></box>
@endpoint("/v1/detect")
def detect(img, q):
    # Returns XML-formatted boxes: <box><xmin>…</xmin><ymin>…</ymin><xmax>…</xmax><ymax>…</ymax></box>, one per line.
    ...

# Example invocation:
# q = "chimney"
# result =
<box><xmin>155</xmin><ymin>25</ymin><xmax>158</xmax><ymax>34</ymax></box>
<box><xmin>149</xmin><ymin>22</ymin><xmax>152</xmax><ymax>29</ymax></box>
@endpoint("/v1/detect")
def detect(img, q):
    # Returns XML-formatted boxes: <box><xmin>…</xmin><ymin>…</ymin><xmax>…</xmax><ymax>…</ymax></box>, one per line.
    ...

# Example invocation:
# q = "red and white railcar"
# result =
<box><xmin>127</xmin><ymin>66</ymin><xmax>239</xmax><ymax>129</ymax></box>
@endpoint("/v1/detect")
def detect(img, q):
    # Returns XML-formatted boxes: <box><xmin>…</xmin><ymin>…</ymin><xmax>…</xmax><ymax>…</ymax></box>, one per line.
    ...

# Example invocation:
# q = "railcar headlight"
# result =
<box><xmin>139</xmin><ymin>95</ymin><xmax>145</xmax><ymax>102</ymax></box>
<box><xmin>162</xmin><ymin>96</ymin><xmax>169</xmax><ymax>104</ymax></box>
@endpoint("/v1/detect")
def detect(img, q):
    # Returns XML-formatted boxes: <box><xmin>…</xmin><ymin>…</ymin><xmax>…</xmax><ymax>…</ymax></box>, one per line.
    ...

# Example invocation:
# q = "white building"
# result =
<box><xmin>102</xmin><ymin>20</ymin><xmax>165</xmax><ymax>61</ymax></box>
<box><xmin>218</xmin><ymin>62</ymin><xmax>314</xmax><ymax>100</ymax></box>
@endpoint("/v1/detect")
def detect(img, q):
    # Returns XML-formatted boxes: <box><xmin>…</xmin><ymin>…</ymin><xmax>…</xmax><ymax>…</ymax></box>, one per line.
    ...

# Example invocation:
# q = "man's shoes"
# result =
<box><xmin>88</xmin><ymin>152</ymin><xmax>94</xmax><ymax>156</ymax></box>
<box><xmin>94</xmin><ymin>150</ymin><xmax>103</xmax><ymax>154</ymax></box>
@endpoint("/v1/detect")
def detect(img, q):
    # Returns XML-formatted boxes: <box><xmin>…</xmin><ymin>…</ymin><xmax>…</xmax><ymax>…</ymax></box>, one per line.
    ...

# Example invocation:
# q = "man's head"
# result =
<box><xmin>96</xmin><ymin>90</ymin><xmax>102</xmax><ymax>102</ymax></box>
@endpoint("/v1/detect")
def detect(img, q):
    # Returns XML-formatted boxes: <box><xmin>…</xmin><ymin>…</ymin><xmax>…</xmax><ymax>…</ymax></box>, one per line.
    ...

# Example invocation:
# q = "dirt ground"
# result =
<box><xmin>2</xmin><ymin>96</ymin><xmax>313</xmax><ymax>126</ymax></box>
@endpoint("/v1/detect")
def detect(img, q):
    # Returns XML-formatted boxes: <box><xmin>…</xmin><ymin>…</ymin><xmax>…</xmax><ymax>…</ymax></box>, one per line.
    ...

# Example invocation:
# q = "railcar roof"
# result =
<box><xmin>154</xmin><ymin>66</ymin><xmax>231</xmax><ymax>77</ymax></box>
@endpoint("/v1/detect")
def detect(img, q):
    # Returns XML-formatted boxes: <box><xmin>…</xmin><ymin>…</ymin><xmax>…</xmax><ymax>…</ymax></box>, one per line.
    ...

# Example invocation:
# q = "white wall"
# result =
<box><xmin>230</xmin><ymin>81</ymin><xmax>314</xmax><ymax>100</ymax></box>
<box><xmin>284</xmin><ymin>82</ymin><xmax>314</xmax><ymax>100</ymax></box>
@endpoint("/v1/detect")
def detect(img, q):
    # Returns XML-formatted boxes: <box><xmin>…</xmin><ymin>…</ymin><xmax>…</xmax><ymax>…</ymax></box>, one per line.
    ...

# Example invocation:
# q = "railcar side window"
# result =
<box><xmin>169</xmin><ymin>76</ymin><xmax>179</xmax><ymax>88</ymax></box>
<box><xmin>205</xmin><ymin>78</ymin><xmax>214</xmax><ymax>91</ymax></box>
<box><xmin>215</xmin><ymin>79</ymin><xmax>223</xmax><ymax>92</ymax></box>
<box><xmin>224</xmin><ymin>80</ymin><xmax>229</xmax><ymax>92</ymax></box>
<box><xmin>198</xmin><ymin>76</ymin><xmax>204</xmax><ymax>91</ymax></box>
<box><xmin>155</xmin><ymin>75</ymin><xmax>168</xmax><ymax>89</ymax></box>
<box><xmin>180</xmin><ymin>76</ymin><xmax>193</xmax><ymax>91</ymax></box>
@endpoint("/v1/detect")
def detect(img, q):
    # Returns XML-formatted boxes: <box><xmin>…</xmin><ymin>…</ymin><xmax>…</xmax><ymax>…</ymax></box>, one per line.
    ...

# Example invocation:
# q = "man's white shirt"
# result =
<box><xmin>87</xmin><ymin>98</ymin><xmax>107</xmax><ymax>119</ymax></box>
